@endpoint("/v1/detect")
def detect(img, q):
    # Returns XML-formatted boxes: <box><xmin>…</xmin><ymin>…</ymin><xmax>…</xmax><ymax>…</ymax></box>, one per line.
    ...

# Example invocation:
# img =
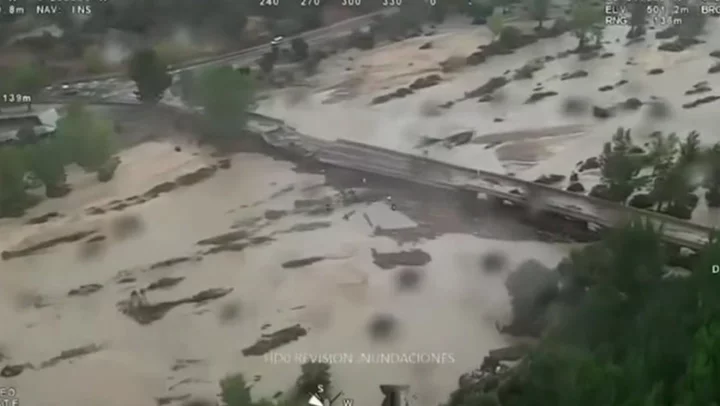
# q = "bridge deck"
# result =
<box><xmin>33</xmin><ymin>100</ymin><xmax>714</xmax><ymax>250</ymax></box>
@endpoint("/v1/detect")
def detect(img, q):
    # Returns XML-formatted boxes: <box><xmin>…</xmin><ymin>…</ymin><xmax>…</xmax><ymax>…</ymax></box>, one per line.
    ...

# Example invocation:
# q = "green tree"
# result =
<box><xmin>128</xmin><ymin>48</ymin><xmax>172</xmax><ymax>103</ymax></box>
<box><xmin>258</xmin><ymin>52</ymin><xmax>277</xmax><ymax>74</ymax></box>
<box><xmin>295</xmin><ymin>363</ymin><xmax>331</xmax><ymax>400</ymax></box>
<box><xmin>598</xmin><ymin>128</ymin><xmax>646</xmax><ymax>202</ymax></box>
<box><xmin>24</xmin><ymin>139</ymin><xmax>69</xmax><ymax>197</ymax></box>
<box><xmin>220</xmin><ymin>373</ymin><xmax>254</xmax><ymax>406</ymax></box>
<box><xmin>528</xmin><ymin>0</ymin><xmax>550</xmax><ymax>28</ymax></box>
<box><xmin>56</xmin><ymin>104</ymin><xmax>117</xmax><ymax>174</ymax></box>
<box><xmin>6</xmin><ymin>63</ymin><xmax>50</xmax><ymax>111</ymax></box>
<box><xmin>291</xmin><ymin>38</ymin><xmax>310</xmax><ymax>61</ymax></box>
<box><xmin>678</xmin><ymin>4</ymin><xmax>706</xmax><ymax>39</ymax></box>
<box><xmin>627</xmin><ymin>1</ymin><xmax>647</xmax><ymax>38</ymax></box>
<box><xmin>649</xmin><ymin>132</ymin><xmax>701</xmax><ymax>218</ymax></box>
<box><xmin>487</xmin><ymin>13</ymin><xmax>505</xmax><ymax>39</ymax></box>
<box><xmin>445</xmin><ymin>219</ymin><xmax>720</xmax><ymax>406</ymax></box>
<box><xmin>468</xmin><ymin>0</ymin><xmax>495</xmax><ymax>22</ymax></box>
<box><xmin>570</xmin><ymin>0</ymin><xmax>602</xmax><ymax>51</ymax></box>
<box><xmin>703</xmin><ymin>143</ymin><xmax>720</xmax><ymax>207</ymax></box>
<box><xmin>0</xmin><ymin>146</ymin><xmax>31</xmax><ymax>217</ymax></box>
<box><xmin>195</xmin><ymin>66</ymin><xmax>256</xmax><ymax>138</ymax></box>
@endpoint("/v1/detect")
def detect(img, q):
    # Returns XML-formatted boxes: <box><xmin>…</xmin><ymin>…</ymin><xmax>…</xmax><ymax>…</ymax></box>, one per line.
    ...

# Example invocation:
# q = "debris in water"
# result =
<box><xmin>68</xmin><ymin>283</ymin><xmax>103</xmax><ymax>297</ymax></box>
<box><xmin>2</xmin><ymin>230</ymin><xmax>96</xmax><ymax>260</ymax></box>
<box><xmin>371</xmin><ymin>248</ymin><xmax>432</xmax><ymax>270</ymax></box>
<box><xmin>119</xmin><ymin>288</ymin><xmax>233</xmax><ymax>325</ymax></box>
<box><xmin>39</xmin><ymin>344</ymin><xmax>105</xmax><ymax>369</ymax></box>
<box><xmin>242</xmin><ymin>324</ymin><xmax>308</xmax><ymax>356</ymax></box>
<box><xmin>282</xmin><ymin>256</ymin><xmax>326</xmax><ymax>269</ymax></box>
<box><xmin>146</xmin><ymin>277</ymin><xmax>185</xmax><ymax>291</ymax></box>
<box><xmin>149</xmin><ymin>256</ymin><xmax>199</xmax><ymax>270</ymax></box>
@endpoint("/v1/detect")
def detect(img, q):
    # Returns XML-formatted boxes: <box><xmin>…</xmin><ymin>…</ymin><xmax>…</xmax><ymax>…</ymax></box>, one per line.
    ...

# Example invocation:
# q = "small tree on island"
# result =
<box><xmin>128</xmin><ymin>48</ymin><xmax>172</xmax><ymax>103</ymax></box>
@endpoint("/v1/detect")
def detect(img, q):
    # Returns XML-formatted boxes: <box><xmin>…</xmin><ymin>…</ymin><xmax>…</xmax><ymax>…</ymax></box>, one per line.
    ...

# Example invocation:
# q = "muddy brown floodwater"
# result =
<box><xmin>0</xmin><ymin>139</ymin><xmax>573</xmax><ymax>406</ymax></box>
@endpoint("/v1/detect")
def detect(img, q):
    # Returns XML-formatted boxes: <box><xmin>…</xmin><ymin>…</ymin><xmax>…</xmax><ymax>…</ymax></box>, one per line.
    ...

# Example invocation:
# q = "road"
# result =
<box><xmin>41</xmin><ymin>9</ymin><xmax>399</xmax><ymax>102</ymax></box>
<box><xmin>28</xmin><ymin>97</ymin><xmax>716</xmax><ymax>250</ymax></box>
<box><xmin>316</xmin><ymin>139</ymin><xmax>715</xmax><ymax>250</ymax></box>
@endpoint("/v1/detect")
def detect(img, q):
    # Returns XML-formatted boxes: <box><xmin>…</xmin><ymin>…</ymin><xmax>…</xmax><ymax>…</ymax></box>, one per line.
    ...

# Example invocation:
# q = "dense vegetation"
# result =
<box><xmin>442</xmin><ymin>220</ymin><xmax>720</xmax><ymax>406</ymax></box>
<box><xmin>176</xmin><ymin>65</ymin><xmax>256</xmax><ymax>139</ymax></box>
<box><xmin>217</xmin><ymin>362</ymin><xmax>332</xmax><ymax>406</ymax></box>
<box><xmin>590</xmin><ymin>127</ymin><xmax>720</xmax><ymax>219</ymax></box>
<box><xmin>211</xmin><ymin>221</ymin><xmax>720</xmax><ymax>406</ymax></box>
<box><xmin>0</xmin><ymin>104</ymin><xmax>119</xmax><ymax>217</ymax></box>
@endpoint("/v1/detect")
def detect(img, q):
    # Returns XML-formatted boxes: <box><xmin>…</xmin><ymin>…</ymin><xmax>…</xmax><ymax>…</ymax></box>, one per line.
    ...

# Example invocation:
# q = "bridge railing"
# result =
<box><xmin>335</xmin><ymin>139</ymin><xmax>716</xmax><ymax>236</ymax></box>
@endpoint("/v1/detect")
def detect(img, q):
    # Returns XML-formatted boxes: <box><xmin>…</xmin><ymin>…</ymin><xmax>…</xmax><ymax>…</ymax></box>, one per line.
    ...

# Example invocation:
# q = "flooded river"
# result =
<box><xmin>0</xmin><ymin>141</ymin><xmax>571</xmax><ymax>406</ymax></box>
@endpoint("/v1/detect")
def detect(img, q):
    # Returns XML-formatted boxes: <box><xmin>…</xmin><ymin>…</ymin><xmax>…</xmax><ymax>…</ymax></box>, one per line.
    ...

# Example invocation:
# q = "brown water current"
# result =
<box><xmin>0</xmin><ymin>141</ymin><xmax>571</xmax><ymax>406</ymax></box>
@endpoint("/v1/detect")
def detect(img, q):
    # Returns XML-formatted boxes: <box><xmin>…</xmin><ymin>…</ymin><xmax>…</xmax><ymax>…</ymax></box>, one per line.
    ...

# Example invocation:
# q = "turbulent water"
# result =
<box><xmin>0</xmin><ymin>142</ymin><xmax>570</xmax><ymax>406</ymax></box>
<box><xmin>8</xmin><ymin>14</ymin><xmax>720</xmax><ymax>406</ymax></box>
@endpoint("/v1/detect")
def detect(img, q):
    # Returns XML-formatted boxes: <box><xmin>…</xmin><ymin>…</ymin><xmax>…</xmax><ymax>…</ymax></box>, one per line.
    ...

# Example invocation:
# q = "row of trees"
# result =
<box><xmin>445</xmin><ymin>220</ymin><xmax>720</xmax><ymax>406</ymax></box>
<box><xmin>0</xmin><ymin>105</ymin><xmax>118</xmax><ymax>217</ymax></box>
<box><xmin>593</xmin><ymin>128</ymin><xmax>720</xmax><ymax>219</ymax></box>
<box><xmin>219</xmin><ymin>362</ymin><xmax>331</xmax><ymax>406</ymax></box>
